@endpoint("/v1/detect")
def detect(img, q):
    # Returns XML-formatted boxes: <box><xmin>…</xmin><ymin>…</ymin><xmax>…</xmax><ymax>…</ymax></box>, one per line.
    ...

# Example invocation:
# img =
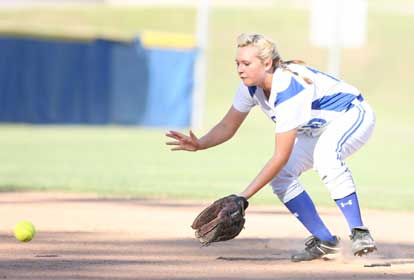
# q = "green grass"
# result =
<box><xmin>0</xmin><ymin>6</ymin><xmax>196</xmax><ymax>40</ymax></box>
<box><xmin>0</xmin><ymin>3</ymin><xmax>413</xmax><ymax>211</ymax></box>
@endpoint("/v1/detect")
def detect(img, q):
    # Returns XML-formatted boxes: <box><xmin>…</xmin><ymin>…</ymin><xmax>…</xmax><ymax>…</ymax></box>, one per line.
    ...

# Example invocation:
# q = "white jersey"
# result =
<box><xmin>232</xmin><ymin>63</ymin><xmax>363</xmax><ymax>135</ymax></box>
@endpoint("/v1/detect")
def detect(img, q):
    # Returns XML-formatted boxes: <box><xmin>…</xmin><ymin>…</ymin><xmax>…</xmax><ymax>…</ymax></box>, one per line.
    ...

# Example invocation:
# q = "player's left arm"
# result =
<box><xmin>239</xmin><ymin>128</ymin><xmax>297</xmax><ymax>199</ymax></box>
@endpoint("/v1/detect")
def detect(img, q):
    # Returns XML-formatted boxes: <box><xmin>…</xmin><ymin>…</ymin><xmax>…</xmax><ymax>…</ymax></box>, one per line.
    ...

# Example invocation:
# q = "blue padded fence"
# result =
<box><xmin>0</xmin><ymin>36</ymin><xmax>196</xmax><ymax>127</ymax></box>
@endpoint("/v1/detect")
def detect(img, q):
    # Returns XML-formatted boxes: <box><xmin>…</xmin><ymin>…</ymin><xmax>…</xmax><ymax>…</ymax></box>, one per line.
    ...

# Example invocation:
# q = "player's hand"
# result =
<box><xmin>165</xmin><ymin>130</ymin><xmax>201</xmax><ymax>151</ymax></box>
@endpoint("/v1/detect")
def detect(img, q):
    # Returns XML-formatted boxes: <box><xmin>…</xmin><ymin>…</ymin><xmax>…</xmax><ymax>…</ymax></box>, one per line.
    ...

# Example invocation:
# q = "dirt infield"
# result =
<box><xmin>0</xmin><ymin>192</ymin><xmax>413</xmax><ymax>279</ymax></box>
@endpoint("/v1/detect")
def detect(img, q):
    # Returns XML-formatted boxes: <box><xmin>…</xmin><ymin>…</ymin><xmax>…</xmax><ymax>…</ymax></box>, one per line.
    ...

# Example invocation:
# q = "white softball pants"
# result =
<box><xmin>270</xmin><ymin>101</ymin><xmax>376</xmax><ymax>203</ymax></box>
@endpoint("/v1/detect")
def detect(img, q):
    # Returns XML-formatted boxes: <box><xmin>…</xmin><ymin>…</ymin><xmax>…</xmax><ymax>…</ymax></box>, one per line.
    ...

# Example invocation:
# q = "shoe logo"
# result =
<box><xmin>340</xmin><ymin>199</ymin><xmax>353</xmax><ymax>208</ymax></box>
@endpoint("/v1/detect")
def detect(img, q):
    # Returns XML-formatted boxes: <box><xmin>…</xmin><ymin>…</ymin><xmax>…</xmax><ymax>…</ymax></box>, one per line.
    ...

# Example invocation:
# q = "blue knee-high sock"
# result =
<box><xmin>285</xmin><ymin>191</ymin><xmax>336</xmax><ymax>242</ymax></box>
<box><xmin>335</xmin><ymin>192</ymin><xmax>363</xmax><ymax>231</ymax></box>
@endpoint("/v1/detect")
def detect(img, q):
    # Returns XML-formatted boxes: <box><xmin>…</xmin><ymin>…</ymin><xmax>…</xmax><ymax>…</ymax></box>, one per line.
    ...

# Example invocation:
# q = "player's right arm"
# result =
<box><xmin>166</xmin><ymin>83</ymin><xmax>255</xmax><ymax>152</ymax></box>
<box><xmin>166</xmin><ymin>106</ymin><xmax>249</xmax><ymax>152</ymax></box>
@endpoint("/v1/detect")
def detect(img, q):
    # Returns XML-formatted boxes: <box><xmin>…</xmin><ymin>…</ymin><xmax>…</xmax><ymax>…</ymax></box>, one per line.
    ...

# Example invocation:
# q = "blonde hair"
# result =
<box><xmin>237</xmin><ymin>33</ymin><xmax>312</xmax><ymax>84</ymax></box>
<box><xmin>237</xmin><ymin>33</ymin><xmax>280</xmax><ymax>68</ymax></box>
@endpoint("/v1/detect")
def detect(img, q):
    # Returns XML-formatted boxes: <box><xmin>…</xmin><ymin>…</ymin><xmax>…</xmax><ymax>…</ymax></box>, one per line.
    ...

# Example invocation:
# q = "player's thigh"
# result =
<box><xmin>271</xmin><ymin>134</ymin><xmax>317</xmax><ymax>187</ymax></box>
<box><xmin>314</xmin><ymin>102</ymin><xmax>375</xmax><ymax>170</ymax></box>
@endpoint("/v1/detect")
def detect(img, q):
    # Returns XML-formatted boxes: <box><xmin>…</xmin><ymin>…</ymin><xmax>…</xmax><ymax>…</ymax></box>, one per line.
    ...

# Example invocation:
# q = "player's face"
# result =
<box><xmin>236</xmin><ymin>46</ymin><xmax>266</xmax><ymax>86</ymax></box>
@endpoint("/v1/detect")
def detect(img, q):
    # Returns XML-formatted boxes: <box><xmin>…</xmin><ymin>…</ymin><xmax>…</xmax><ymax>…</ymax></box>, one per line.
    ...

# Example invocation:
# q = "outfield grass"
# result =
<box><xmin>0</xmin><ymin>3</ymin><xmax>413</xmax><ymax>211</ymax></box>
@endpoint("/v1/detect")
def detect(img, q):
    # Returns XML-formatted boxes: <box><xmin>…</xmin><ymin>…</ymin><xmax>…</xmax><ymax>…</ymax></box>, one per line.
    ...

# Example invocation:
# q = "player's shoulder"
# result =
<box><xmin>287</xmin><ymin>62</ymin><xmax>309</xmax><ymax>73</ymax></box>
<box><xmin>272</xmin><ymin>67</ymin><xmax>293</xmax><ymax>93</ymax></box>
<box><xmin>272</xmin><ymin>66</ymin><xmax>309</xmax><ymax>94</ymax></box>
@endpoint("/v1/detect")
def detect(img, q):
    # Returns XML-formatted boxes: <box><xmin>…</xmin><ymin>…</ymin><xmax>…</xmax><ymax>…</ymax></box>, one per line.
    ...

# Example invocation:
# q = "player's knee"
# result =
<box><xmin>318</xmin><ymin>166</ymin><xmax>356</xmax><ymax>199</ymax></box>
<box><xmin>271</xmin><ymin>180</ymin><xmax>304</xmax><ymax>203</ymax></box>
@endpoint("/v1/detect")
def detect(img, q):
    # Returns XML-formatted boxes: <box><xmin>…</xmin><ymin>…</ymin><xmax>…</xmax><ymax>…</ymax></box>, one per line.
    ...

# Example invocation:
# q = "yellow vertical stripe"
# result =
<box><xmin>141</xmin><ymin>31</ymin><xmax>196</xmax><ymax>49</ymax></box>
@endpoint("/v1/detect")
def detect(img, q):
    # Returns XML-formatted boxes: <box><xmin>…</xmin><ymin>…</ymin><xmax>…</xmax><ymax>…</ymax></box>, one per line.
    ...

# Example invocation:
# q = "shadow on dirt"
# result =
<box><xmin>1</xmin><ymin>232</ymin><xmax>413</xmax><ymax>280</ymax></box>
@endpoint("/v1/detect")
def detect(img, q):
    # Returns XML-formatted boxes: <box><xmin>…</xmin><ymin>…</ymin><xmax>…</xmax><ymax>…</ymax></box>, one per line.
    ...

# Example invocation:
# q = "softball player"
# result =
<box><xmin>166</xmin><ymin>33</ymin><xmax>377</xmax><ymax>262</ymax></box>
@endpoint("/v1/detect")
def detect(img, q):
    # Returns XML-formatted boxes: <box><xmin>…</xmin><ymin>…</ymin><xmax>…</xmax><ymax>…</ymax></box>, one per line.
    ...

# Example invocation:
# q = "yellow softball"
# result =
<box><xmin>14</xmin><ymin>221</ymin><xmax>36</xmax><ymax>242</ymax></box>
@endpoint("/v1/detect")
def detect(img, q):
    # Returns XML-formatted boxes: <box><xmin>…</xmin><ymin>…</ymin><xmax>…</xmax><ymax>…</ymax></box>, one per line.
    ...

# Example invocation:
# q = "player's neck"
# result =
<box><xmin>262</xmin><ymin>73</ymin><xmax>273</xmax><ymax>99</ymax></box>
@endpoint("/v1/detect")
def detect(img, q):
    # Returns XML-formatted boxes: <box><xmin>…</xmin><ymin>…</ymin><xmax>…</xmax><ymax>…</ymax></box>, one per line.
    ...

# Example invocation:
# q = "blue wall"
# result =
<box><xmin>0</xmin><ymin>36</ymin><xmax>196</xmax><ymax>127</ymax></box>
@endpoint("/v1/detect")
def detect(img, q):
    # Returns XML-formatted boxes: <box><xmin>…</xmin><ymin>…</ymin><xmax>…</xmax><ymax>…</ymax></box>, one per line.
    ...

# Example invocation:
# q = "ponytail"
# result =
<box><xmin>277</xmin><ymin>59</ymin><xmax>313</xmax><ymax>85</ymax></box>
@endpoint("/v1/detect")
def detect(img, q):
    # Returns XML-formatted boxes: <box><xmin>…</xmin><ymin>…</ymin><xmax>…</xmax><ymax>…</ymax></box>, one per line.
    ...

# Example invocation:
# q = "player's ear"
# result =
<box><xmin>264</xmin><ymin>57</ymin><xmax>273</xmax><ymax>72</ymax></box>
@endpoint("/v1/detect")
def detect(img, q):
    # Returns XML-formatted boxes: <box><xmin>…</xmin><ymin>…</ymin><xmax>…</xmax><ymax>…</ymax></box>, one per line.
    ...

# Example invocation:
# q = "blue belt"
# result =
<box><xmin>347</xmin><ymin>94</ymin><xmax>364</xmax><ymax>111</ymax></box>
